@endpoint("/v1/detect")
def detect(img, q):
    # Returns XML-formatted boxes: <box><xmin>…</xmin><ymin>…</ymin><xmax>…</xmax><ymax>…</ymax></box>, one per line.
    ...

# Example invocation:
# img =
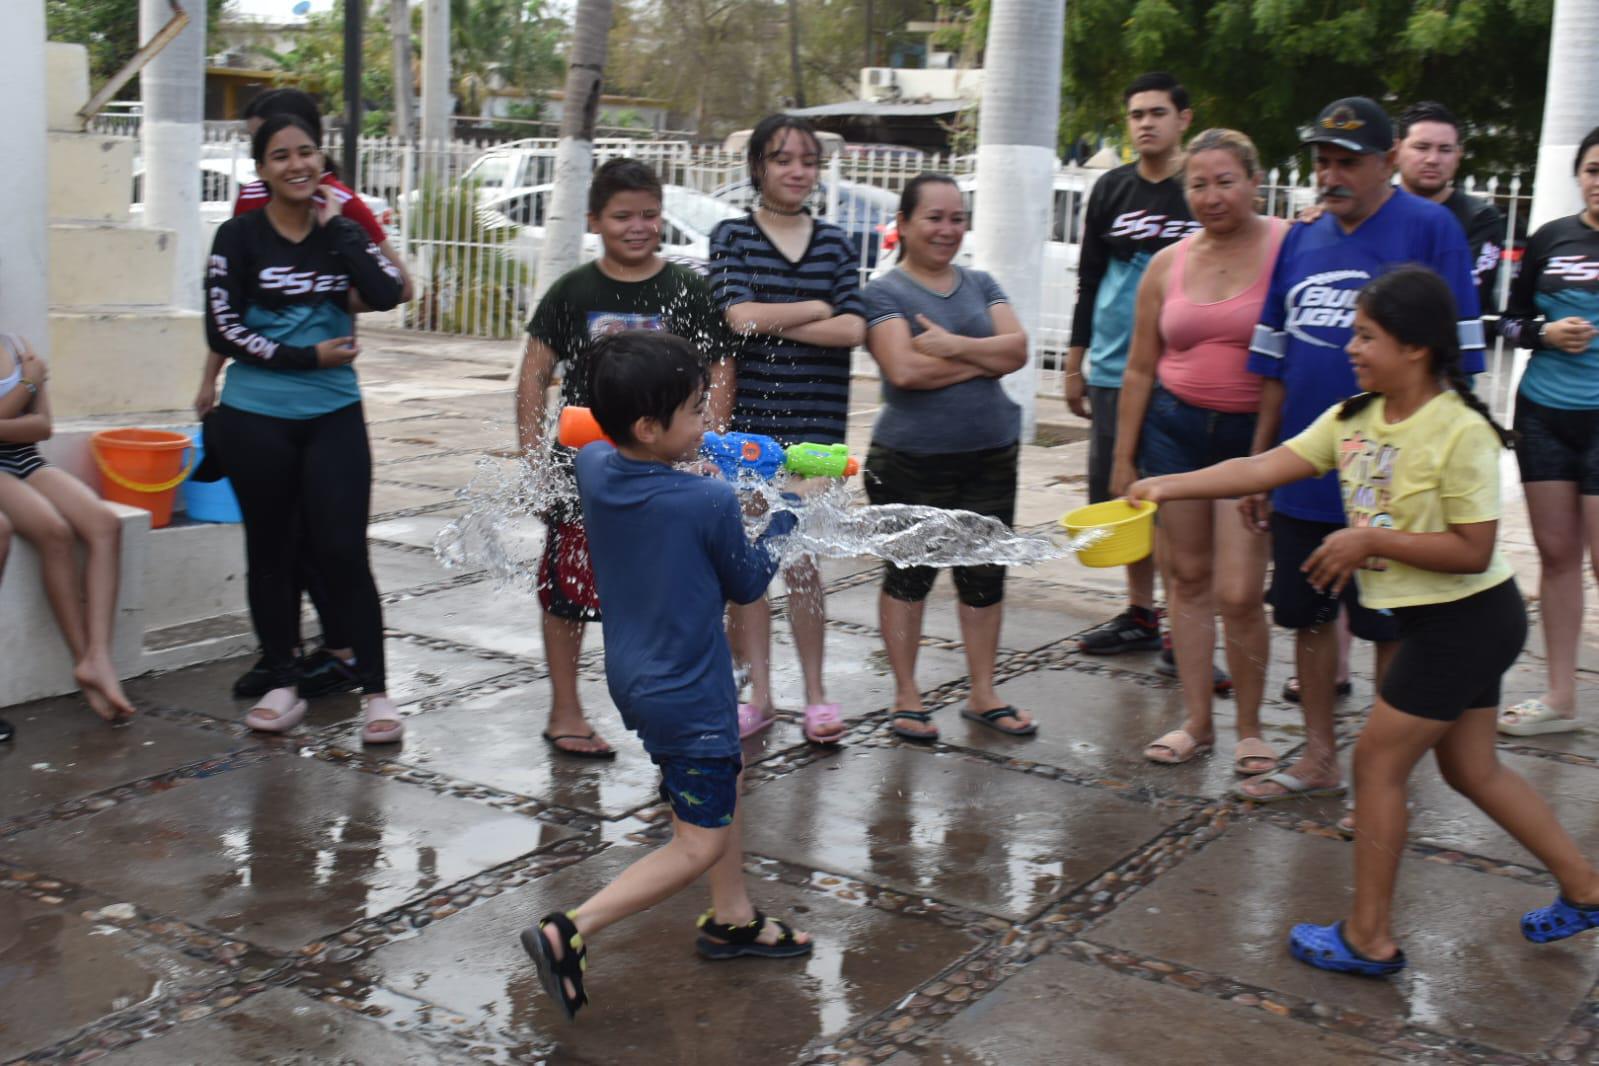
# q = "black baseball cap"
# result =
<box><xmin>1301</xmin><ymin>97</ymin><xmax>1394</xmax><ymax>154</ymax></box>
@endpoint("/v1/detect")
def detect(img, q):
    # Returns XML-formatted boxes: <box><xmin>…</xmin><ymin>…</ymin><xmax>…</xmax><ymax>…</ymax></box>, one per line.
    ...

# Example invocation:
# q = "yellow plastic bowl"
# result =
<box><xmin>1060</xmin><ymin>500</ymin><xmax>1158</xmax><ymax>567</ymax></box>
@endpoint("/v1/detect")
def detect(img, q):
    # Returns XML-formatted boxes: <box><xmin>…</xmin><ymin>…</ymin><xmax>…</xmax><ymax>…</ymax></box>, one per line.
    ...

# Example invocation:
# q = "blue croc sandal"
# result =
<box><xmin>1289</xmin><ymin>920</ymin><xmax>1406</xmax><ymax>977</ymax></box>
<box><xmin>1523</xmin><ymin>897</ymin><xmax>1599</xmax><ymax>944</ymax></box>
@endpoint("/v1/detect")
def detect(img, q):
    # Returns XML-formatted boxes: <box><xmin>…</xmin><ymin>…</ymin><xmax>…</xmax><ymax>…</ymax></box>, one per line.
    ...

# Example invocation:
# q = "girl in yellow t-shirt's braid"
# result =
<box><xmin>1129</xmin><ymin>265</ymin><xmax>1599</xmax><ymax>978</ymax></box>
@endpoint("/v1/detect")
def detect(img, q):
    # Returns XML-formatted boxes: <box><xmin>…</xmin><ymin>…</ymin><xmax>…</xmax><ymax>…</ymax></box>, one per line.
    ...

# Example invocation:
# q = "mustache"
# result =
<box><xmin>1318</xmin><ymin>185</ymin><xmax>1356</xmax><ymax>201</ymax></box>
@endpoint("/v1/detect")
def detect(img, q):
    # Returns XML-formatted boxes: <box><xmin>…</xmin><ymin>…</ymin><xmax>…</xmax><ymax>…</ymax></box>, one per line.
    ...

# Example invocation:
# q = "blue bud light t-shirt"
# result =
<box><xmin>1246</xmin><ymin>189</ymin><xmax>1485</xmax><ymax>524</ymax></box>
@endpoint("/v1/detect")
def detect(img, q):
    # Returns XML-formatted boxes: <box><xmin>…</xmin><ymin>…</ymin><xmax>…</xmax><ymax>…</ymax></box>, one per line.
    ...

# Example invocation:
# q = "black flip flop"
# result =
<box><xmin>960</xmin><ymin>705</ymin><xmax>1038</xmax><ymax>736</ymax></box>
<box><xmin>543</xmin><ymin>731</ymin><xmax>618</xmax><ymax>760</ymax></box>
<box><xmin>889</xmin><ymin>710</ymin><xmax>938</xmax><ymax>742</ymax></box>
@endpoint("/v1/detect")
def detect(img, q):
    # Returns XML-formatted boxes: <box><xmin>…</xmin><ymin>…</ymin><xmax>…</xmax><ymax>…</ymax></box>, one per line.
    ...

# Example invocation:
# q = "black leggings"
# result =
<box><xmin>207</xmin><ymin>402</ymin><xmax>386</xmax><ymax>694</ymax></box>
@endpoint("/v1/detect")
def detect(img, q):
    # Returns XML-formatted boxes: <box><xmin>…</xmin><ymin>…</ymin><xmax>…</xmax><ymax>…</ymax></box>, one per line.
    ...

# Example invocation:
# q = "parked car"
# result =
<box><xmin>130</xmin><ymin>157</ymin><xmax>395</xmax><ymax>239</ymax></box>
<box><xmin>475</xmin><ymin>182</ymin><xmax>741</xmax><ymax>271</ymax></box>
<box><xmin>708</xmin><ymin>178</ymin><xmax>900</xmax><ymax>267</ymax></box>
<box><xmin>454</xmin><ymin>139</ymin><xmax>696</xmax><ymax>206</ymax></box>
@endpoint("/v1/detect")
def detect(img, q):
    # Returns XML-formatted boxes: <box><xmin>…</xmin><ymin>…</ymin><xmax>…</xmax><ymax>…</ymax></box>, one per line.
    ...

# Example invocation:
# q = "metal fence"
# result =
<box><xmin>123</xmin><ymin>125</ymin><xmax>1534</xmax><ymax>410</ymax></box>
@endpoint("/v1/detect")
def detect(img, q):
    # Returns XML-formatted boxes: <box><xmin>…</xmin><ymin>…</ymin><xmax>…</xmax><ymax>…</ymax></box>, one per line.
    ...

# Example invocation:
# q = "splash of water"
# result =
<box><xmin>434</xmin><ymin>426</ymin><xmax>1103</xmax><ymax>589</ymax></box>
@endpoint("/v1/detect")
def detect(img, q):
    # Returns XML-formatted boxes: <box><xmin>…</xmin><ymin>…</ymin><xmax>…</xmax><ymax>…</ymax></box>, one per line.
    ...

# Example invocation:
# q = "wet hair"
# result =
<box><xmin>747</xmin><ymin>114</ymin><xmax>823</xmax><ymax>191</ymax></box>
<box><xmin>588</xmin><ymin>331</ymin><xmax>709</xmax><ymax>446</ymax></box>
<box><xmin>588</xmin><ymin>158</ymin><xmax>663</xmax><ymax>216</ymax></box>
<box><xmin>1183</xmin><ymin>128</ymin><xmax>1261</xmax><ymax>178</ymax></box>
<box><xmin>898</xmin><ymin>172</ymin><xmax>961</xmax><ymax>218</ymax></box>
<box><xmin>1123</xmin><ymin>71</ymin><xmax>1189</xmax><ymax>113</ymax></box>
<box><xmin>1396</xmin><ymin>101</ymin><xmax>1461</xmax><ymax>142</ymax></box>
<box><xmin>1338</xmin><ymin>266</ymin><xmax>1514</xmax><ymax>447</ymax></box>
<box><xmin>251</xmin><ymin>113</ymin><xmax>320</xmax><ymax>165</ymax></box>
<box><xmin>1575</xmin><ymin>126</ymin><xmax>1599</xmax><ymax>175</ymax></box>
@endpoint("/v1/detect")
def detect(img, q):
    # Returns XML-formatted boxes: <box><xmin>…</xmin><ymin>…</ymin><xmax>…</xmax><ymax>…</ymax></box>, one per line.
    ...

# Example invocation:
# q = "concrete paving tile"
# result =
<box><xmin>0</xmin><ymin>700</ymin><xmax>238</xmax><ymax>821</ymax></box>
<box><xmin>394</xmin><ymin>389</ymin><xmax>518</xmax><ymax>421</ymax></box>
<box><xmin>369</xmin><ymin>415</ymin><xmax>512</xmax><ymax>453</ymax></box>
<box><xmin>1090</xmin><ymin>822</ymin><xmax>1599</xmax><ymax>1055</ymax></box>
<box><xmin>0</xmin><ymin>759</ymin><xmax>574</xmax><ymax>952</ymax></box>
<box><xmin>369</xmin><ymin>512</ymin><xmax>512</xmax><ymax>555</ymax></box>
<box><xmin>377</xmin><ymin>451</ymin><xmax>508</xmax><ymax>492</ymax></box>
<box><xmin>948</xmin><ymin>666</ymin><xmax>1311</xmax><ymax>802</ymax></box>
<box><xmin>764</xmin><ymin>626</ymin><xmax>970</xmax><ymax>719</ymax></box>
<box><xmin>824</xmin><ymin>579</ymin><xmax>1103</xmax><ymax>653</ymax></box>
<box><xmin>0</xmin><ymin>893</ymin><xmax>221</xmax><ymax>1061</ymax></box>
<box><xmin>358</xmin><ymin>844</ymin><xmax>979</xmax><ymax>1062</ymax></box>
<box><xmin>371</xmin><ymin>542</ymin><xmax>472</xmax><ymax>591</ymax></box>
<box><xmin>383</xmin><ymin>582</ymin><xmax>555</xmax><ymax>661</ymax></box>
<box><xmin>1405</xmin><ymin>750</ymin><xmax>1599</xmax><ymax>871</ymax></box>
<box><xmin>740</xmin><ymin>746</ymin><xmax>1180</xmax><ymax>920</ymax></box>
<box><xmin>370</xmin><ymin>480</ymin><xmax>461</xmax><ymax>516</ymax></box>
<box><xmin>97</xmin><ymin>987</ymin><xmax>478</xmax><ymax>1066</ymax></box>
<box><xmin>882</xmin><ymin>952</ymin><xmax>1396</xmax><ymax>1066</ymax></box>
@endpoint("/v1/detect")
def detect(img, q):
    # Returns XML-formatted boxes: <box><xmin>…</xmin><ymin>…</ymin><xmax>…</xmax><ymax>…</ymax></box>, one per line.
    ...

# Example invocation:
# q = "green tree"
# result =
<box><xmin>47</xmin><ymin>0</ymin><xmax>230</xmax><ymax>95</ymax></box>
<box><xmin>450</xmin><ymin>0</ymin><xmax>565</xmax><ymax>117</ymax></box>
<box><xmin>949</xmin><ymin>0</ymin><xmax>1553</xmax><ymax>174</ymax></box>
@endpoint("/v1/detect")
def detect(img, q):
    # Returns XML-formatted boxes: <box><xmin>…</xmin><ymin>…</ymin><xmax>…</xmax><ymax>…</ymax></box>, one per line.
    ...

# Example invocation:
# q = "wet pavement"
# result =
<box><xmin>4</xmin><ymin>330</ymin><xmax>1599</xmax><ymax>1064</ymax></box>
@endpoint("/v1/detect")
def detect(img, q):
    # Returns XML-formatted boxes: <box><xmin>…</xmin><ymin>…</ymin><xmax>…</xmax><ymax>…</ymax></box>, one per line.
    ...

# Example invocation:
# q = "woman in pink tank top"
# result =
<box><xmin>1109</xmin><ymin>129</ymin><xmax>1286</xmax><ymax>781</ymax></box>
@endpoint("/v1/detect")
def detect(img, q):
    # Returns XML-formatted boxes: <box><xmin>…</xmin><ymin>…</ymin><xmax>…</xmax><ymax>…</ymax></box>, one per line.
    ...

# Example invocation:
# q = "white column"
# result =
<box><xmin>421</xmin><ymin>0</ymin><xmax>451</xmax><ymax>148</ymax></box>
<box><xmin>0</xmin><ymin>2</ymin><xmax>50</xmax><ymax>353</ymax></box>
<box><xmin>970</xmin><ymin>0</ymin><xmax>1065</xmax><ymax>442</ymax></box>
<box><xmin>1530</xmin><ymin>0</ymin><xmax>1599</xmax><ymax>229</ymax></box>
<box><xmin>140</xmin><ymin>0</ymin><xmax>206</xmax><ymax>312</ymax></box>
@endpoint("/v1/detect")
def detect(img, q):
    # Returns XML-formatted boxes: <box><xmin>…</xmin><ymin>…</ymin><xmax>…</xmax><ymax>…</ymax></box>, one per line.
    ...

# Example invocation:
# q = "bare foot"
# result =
<box><xmin>547</xmin><ymin>709</ymin><xmax>612</xmax><ymax>755</ymax></box>
<box><xmin>74</xmin><ymin>656</ymin><xmax>135</xmax><ymax>723</ymax></box>
<box><xmin>970</xmin><ymin>703</ymin><xmax>1034</xmax><ymax>731</ymax></box>
<box><xmin>1237</xmin><ymin>757</ymin><xmax>1341</xmax><ymax>801</ymax></box>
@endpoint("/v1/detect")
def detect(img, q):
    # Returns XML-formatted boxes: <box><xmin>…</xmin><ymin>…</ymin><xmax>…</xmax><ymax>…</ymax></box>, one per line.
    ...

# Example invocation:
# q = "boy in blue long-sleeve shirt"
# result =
<box><xmin>519</xmin><ymin>330</ymin><xmax>814</xmax><ymax>1020</ymax></box>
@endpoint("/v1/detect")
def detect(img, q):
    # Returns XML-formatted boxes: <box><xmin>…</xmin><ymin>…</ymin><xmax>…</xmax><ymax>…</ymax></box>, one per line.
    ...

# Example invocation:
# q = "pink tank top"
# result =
<box><xmin>1156</xmin><ymin>219</ymin><xmax>1287</xmax><ymax>413</ymax></box>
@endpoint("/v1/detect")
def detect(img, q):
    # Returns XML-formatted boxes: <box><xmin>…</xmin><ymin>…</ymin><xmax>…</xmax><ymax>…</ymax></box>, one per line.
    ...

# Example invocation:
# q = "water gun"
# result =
<box><xmin>557</xmin><ymin>407</ymin><xmax>857</xmax><ymax>479</ymax></box>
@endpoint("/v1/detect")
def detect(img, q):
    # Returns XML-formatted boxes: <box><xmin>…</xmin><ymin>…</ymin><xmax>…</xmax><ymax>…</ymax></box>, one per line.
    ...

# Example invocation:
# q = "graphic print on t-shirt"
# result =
<box><xmin>1336</xmin><ymin>429</ymin><xmax>1396</xmax><ymax>568</ymax></box>
<box><xmin>1285</xmin><ymin>269</ymin><xmax>1372</xmax><ymax>347</ymax></box>
<box><xmin>586</xmin><ymin>310</ymin><xmax>665</xmax><ymax>340</ymax></box>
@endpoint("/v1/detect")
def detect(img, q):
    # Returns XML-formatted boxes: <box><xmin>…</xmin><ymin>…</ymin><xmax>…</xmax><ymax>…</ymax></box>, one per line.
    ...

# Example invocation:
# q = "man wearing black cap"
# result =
<box><xmin>1236</xmin><ymin>96</ymin><xmax>1486</xmax><ymax>804</ymax></box>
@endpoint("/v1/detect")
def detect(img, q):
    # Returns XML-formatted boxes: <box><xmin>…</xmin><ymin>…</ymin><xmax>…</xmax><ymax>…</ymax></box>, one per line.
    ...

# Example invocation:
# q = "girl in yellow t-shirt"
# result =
<box><xmin>1129</xmin><ymin>265</ymin><xmax>1599</xmax><ymax>978</ymax></box>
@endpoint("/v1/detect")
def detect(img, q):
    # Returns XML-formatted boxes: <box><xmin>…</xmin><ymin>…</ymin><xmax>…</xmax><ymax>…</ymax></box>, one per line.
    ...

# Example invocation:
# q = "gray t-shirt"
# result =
<box><xmin>862</xmin><ymin>266</ymin><xmax>1022</xmax><ymax>454</ymax></box>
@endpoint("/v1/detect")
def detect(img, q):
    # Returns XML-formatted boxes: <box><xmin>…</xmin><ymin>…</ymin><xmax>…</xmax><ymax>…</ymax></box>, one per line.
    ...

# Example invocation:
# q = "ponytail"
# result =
<box><xmin>1341</xmin><ymin>266</ymin><xmax>1515</xmax><ymax>448</ymax></box>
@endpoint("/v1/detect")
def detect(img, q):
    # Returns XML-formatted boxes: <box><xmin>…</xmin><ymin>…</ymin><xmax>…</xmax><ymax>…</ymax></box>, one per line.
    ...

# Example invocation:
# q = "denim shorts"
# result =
<box><xmin>1138</xmin><ymin>387</ymin><xmax>1257</xmax><ymax>478</ymax></box>
<box><xmin>653</xmin><ymin>753</ymin><xmax>742</xmax><ymax>828</ymax></box>
<box><xmin>1513</xmin><ymin>393</ymin><xmax>1599</xmax><ymax>495</ymax></box>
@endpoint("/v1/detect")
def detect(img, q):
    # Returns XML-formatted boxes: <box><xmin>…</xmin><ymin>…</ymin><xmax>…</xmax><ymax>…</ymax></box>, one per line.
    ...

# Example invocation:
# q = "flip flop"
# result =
<box><xmin>543</xmin><ymin>731</ymin><xmax>618</xmax><ymax>760</ymax></box>
<box><xmin>738</xmin><ymin>702</ymin><xmax>776</xmax><ymax>739</ymax></box>
<box><xmin>245</xmin><ymin>698</ymin><xmax>307</xmax><ymax>734</ymax></box>
<box><xmin>1232</xmin><ymin>737</ymin><xmax>1280</xmax><ymax>776</ymax></box>
<box><xmin>1523</xmin><ymin>896</ymin><xmax>1599</xmax><ymax>944</ymax></box>
<box><xmin>1289</xmin><ymin>920</ymin><xmax>1406</xmax><ymax>977</ymax></box>
<box><xmin>890</xmin><ymin>710</ymin><xmax>938</xmax><ymax>742</ymax></box>
<box><xmin>1144</xmin><ymin>729</ymin><xmax>1212</xmax><ymax>765</ymax></box>
<box><xmin>961</xmin><ymin>705</ymin><xmax>1037</xmax><ymax>736</ymax></box>
<box><xmin>1497</xmin><ymin>699</ymin><xmax>1581</xmax><ymax>737</ymax></box>
<box><xmin>1234</xmin><ymin>770</ymin><xmax>1348</xmax><ymax>803</ymax></box>
<box><xmin>802</xmin><ymin>703</ymin><xmax>845</xmax><ymax>745</ymax></box>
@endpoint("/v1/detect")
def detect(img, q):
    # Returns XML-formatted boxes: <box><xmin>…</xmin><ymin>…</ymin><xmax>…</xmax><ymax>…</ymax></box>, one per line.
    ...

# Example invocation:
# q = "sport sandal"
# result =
<box><xmin>520</xmin><ymin>910</ymin><xmax>589</xmax><ymax>1019</ymax></box>
<box><xmin>695</xmin><ymin>909</ymin><xmax>813</xmax><ymax>960</ymax></box>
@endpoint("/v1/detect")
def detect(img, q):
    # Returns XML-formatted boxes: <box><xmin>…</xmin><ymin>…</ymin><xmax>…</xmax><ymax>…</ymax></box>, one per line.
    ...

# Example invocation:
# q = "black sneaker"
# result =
<box><xmin>1077</xmin><ymin>609</ymin><xmax>1162</xmax><ymax>655</ymax></box>
<box><xmin>298</xmin><ymin>648</ymin><xmax>362</xmax><ymax>699</ymax></box>
<box><xmin>232</xmin><ymin>656</ymin><xmax>280</xmax><ymax>700</ymax></box>
<box><xmin>1156</xmin><ymin>638</ymin><xmax>1234</xmax><ymax>695</ymax></box>
<box><xmin>0</xmin><ymin>717</ymin><xmax>13</xmax><ymax>742</ymax></box>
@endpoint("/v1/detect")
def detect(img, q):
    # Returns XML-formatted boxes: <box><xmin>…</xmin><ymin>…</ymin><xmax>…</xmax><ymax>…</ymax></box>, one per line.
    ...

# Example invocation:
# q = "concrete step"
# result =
<box><xmin>48</xmin><ymin>306</ymin><xmax>204</xmax><ymax>418</ymax></box>
<box><xmin>50</xmin><ymin>223</ymin><xmax>179</xmax><ymax>309</ymax></box>
<box><xmin>49</xmin><ymin>132</ymin><xmax>135</xmax><ymax>224</ymax></box>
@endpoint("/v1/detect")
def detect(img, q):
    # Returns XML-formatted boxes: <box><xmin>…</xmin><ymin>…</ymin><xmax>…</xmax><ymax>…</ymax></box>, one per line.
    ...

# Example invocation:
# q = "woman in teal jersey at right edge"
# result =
<box><xmin>1496</xmin><ymin>126</ymin><xmax>1599</xmax><ymax>738</ymax></box>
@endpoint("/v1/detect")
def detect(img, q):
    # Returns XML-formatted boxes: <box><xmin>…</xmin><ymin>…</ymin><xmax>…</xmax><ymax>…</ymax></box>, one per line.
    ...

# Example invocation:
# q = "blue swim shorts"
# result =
<box><xmin>652</xmin><ymin>754</ymin><xmax>742</xmax><ymax>828</ymax></box>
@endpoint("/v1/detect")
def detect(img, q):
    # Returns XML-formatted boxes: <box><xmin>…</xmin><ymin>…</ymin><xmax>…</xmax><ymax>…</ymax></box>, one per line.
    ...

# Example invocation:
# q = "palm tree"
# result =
<box><xmin>533</xmin><ymin>0</ymin><xmax>613</xmax><ymax>301</ymax></box>
<box><xmin>1530</xmin><ymin>0</ymin><xmax>1599</xmax><ymax>228</ymax></box>
<box><xmin>968</xmin><ymin>0</ymin><xmax>1065</xmax><ymax>442</ymax></box>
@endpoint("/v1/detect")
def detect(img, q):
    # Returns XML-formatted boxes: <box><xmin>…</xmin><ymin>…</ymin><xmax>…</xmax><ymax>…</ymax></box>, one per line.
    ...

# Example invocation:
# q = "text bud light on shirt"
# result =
<box><xmin>1285</xmin><ymin>269</ymin><xmax>1372</xmax><ymax>348</ymax></box>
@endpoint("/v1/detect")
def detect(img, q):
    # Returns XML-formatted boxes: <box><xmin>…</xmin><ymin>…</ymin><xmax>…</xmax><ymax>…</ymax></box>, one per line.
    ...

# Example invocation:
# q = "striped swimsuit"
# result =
<box><xmin>708</xmin><ymin>214</ymin><xmax>865</xmax><ymax>445</ymax></box>
<box><xmin>0</xmin><ymin>335</ymin><xmax>46</xmax><ymax>480</ymax></box>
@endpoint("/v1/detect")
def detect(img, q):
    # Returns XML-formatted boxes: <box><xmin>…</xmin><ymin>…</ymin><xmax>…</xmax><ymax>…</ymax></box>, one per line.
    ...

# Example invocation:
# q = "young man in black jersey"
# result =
<box><xmin>1395</xmin><ymin>101</ymin><xmax>1506</xmax><ymax>319</ymax></box>
<box><xmin>1067</xmin><ymin>72</ymin><xmax>1199</xmax><ymax>657</ymax></box>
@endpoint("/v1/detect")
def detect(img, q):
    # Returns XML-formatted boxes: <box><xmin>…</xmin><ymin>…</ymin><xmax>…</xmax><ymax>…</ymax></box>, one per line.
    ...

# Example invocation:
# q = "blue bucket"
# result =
<box><xmin>180</xmin><ymin>427</ymin><xmax>242</xmax><ymax>523</ymax></box>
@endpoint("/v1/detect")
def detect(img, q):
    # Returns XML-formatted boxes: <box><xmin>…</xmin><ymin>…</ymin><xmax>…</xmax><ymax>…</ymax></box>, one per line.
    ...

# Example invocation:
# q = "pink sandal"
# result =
<box><xmin>802</xmin><ymin>703</ymin><xmax>844</xmax><ymax>745</ymax></box>
<box><xmin>361</xmin><ymin>700</ymin><xmax>405</xmax><ymax>745</ymax></box>
<box><xmin>245</xmin><ymin>698</ymin><xmax>307</xmax><ymax>734</ymax></box>
<box><xmin>738</xmin><ymin>702</ymin><xmax>775</xmax><ymax>739</ymax></box>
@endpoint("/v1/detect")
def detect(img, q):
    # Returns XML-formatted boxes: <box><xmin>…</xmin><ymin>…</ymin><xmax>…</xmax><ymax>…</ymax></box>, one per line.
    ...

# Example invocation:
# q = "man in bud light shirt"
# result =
<box><xmin>1240</xmin><ymin>96</ymin><xmax>1484</xmax><ymax>805</ymax></box>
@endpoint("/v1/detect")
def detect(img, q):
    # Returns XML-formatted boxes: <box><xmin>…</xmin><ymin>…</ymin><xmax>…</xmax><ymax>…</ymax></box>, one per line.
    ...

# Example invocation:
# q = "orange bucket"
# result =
<box><xmin>90</xmin><ymin>429</ymin><xmax>194</xmax><ymax>529</ymax></box>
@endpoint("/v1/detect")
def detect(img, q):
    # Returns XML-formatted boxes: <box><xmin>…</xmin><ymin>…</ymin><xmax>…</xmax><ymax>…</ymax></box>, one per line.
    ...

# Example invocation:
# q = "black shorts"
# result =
<box><xmin>1513</xmin><ymin>393</ymin><xmax>1599</xmax><ymax>495</ymax></box>
<box><xmin>1267</xmin><ymin>513</ymin><xmax>1400</xmax><ymax>642</ymax></box>
<box><xmin>863</xmin><ymin>440</ymin><xmax>1018</xmax><ymax>608</ymax></box>
<box><xmin>1087</xmin><ymin>385</ymin><xmax>1120</xmax><ymax>504</ymax></box>
<box><xmin>1381</xmin><ymin>579</ymin><xmax>1527</xmax><ymax>721</ymax></box>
